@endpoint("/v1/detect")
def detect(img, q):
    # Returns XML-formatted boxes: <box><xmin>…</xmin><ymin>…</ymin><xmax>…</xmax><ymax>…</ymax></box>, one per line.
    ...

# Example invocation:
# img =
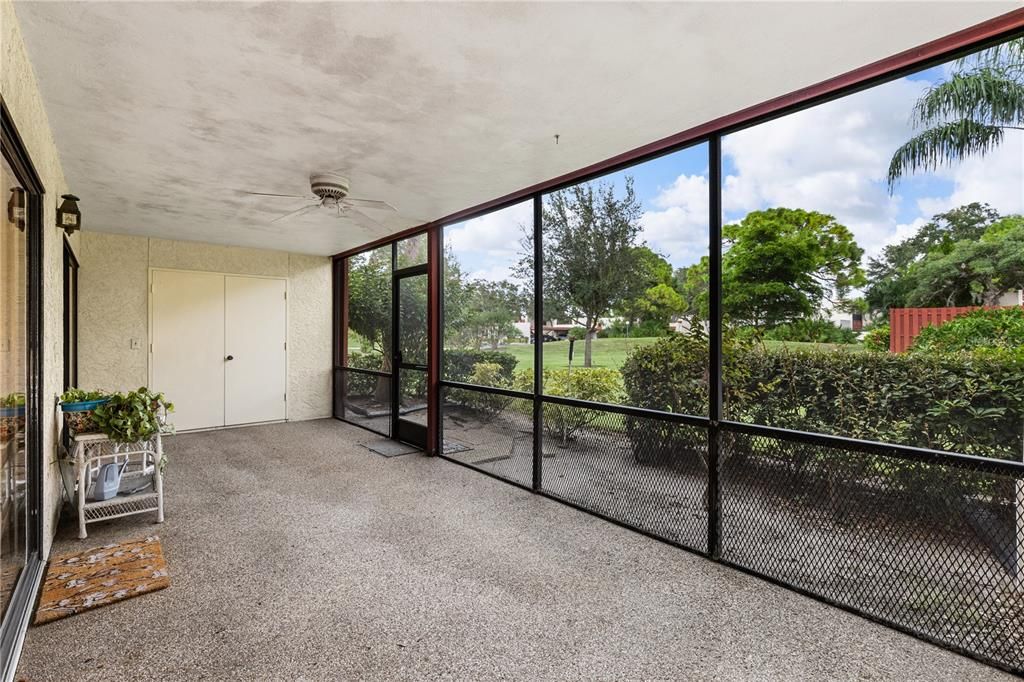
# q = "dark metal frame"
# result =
<box><xmin>62</xmin><ymin>237</ymin><xmax>79</xmax><ymax>390</ymax></box>
<box><xmin>331</xmin><ymin>15</ymin><xmax>1024</xmax><ymax>674</ymax></box>
<box><xmin>392</xmin><ymin>262</ymin><xmax>428</xmax><ymax>447</ymax></box>
<box><xmin>0</xmin><ymin>99</ymin><xmax>47</xmax><ymax>681</ymax></box>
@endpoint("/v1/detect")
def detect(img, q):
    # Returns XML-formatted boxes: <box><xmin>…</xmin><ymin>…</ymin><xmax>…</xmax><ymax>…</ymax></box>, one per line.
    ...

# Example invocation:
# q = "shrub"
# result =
<box><xmin>514</xmin><ymin>367</ymin><xmax>623</xmax><ymax>444</ymax></box>
<box><xmin>443</xmin><ymin>350</ymin><xmax>517</xmax><ymax>385</ymax></box>
<box><xmin>568</xmin><ymin>327</ymin><xmax>588</xmax><ymax>341</ymax></box>
<box><xmin>862</xmin><ymin>323</ymin><xmax>890</xmax><ymax>352</ymax></box>
<box><xmin>910</xmin><ymin>307</ymin><xmax>1024</xmax><ymax>354</ymax></box>
<box><xmin>622</xmin><ymin>332</ymin><xmax>1024</xmax><ymax>462</ymax></box>
<box><xmin>449</xmin><ymin>363</ymin><xmax>513</xmax><ymax>418</ymax></box>
<box><xmin>763</xmin><ymin>318</ymin><xmax>858</xmax><ymax>344</ymax></box>
<box><xmin>344</xmin><ymin>350</ymin><xmax>384</xmax><ymax>396</ymax></box>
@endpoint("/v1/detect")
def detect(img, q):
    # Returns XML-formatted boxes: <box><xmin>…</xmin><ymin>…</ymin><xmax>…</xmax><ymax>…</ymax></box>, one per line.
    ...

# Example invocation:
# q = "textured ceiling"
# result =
<box><xmin>13</xmin><ymin>1</ymin><xmax>1018</xmax><ymax>255</ymax></box>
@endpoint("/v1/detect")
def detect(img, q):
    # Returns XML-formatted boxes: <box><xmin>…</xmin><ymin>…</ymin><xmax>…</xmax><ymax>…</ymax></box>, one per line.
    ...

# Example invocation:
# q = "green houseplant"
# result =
<box><xmin>92</xmin><ymin>387</ymin><xmax>174</xmax><ymax>444</ymax></box>
<box><xmin>60</xmin><ymin>388</ymin><xmax>110</xmax><ymax>435</ymax></box>
<box><xmin>0</xmin><ymin>393</ymin><xmax>26</xmax><ymax>441</ymax></box>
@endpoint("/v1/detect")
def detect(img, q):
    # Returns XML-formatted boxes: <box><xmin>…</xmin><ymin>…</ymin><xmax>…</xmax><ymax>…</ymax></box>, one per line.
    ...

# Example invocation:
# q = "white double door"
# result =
<box><xmin>151</xmin><ymin>270</ymin><xmax>286</xmax><ymax>431</ymax></box>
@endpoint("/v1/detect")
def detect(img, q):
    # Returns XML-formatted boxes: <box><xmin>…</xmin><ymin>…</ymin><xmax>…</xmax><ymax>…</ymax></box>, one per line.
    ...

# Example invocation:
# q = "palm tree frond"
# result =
<box><xmin>912</xmin><ymin>68</ymin><xmax>1024</xmax><ymax>128</ymax></box>
<box><xmin>887</xmin><ymin>120</ymin><xmax>1004</xmax><ymax>191</ymax></box>
<box><xmin>955</xmin><ymin>37</ymin><xmax>1024</xmax><ymax>76</ymax></box>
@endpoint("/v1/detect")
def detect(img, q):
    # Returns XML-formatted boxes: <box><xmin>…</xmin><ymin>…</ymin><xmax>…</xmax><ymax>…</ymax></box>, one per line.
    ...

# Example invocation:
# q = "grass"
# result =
<box><xmin>502</xmin><ymin>337</ymin><xmax>660</xmax><ymax>371</ymax></box>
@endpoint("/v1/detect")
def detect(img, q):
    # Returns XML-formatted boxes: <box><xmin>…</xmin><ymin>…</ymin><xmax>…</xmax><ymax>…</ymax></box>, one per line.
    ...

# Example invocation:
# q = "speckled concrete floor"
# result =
<box><xmin>18</xmin><ymin>420</ymin><xmax>1010</xmax><ymax>681</ymax></box>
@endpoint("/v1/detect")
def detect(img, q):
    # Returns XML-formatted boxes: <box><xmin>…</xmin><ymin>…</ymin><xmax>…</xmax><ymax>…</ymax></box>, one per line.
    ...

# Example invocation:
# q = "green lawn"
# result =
<box><xmin>502</xmin><ymin>337</ymin><xmax>660</xmax><ymax>371</ymax></box>
<box><xmin>501</xmin><ymin>336</ymin><xmax>863</xmax><ymax>372</ymax></box>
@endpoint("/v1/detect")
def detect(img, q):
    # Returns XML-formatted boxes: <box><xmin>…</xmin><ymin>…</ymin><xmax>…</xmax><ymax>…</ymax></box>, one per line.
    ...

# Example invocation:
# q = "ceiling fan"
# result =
<box><xmin>243</xmin><ymin>173</ymin><xmax>397</xmax><ymax>226</ymax></box>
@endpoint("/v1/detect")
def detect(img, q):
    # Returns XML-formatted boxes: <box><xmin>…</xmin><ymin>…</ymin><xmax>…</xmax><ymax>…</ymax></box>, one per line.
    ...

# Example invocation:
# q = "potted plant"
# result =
<box><xmin>92</xmin><ymin>387</ymin><xmax>174</xmax><ymax>444</ymax></box>
<box><xmin>60</xmin><ymin>388</ymin><xmax>110</xmax><ymax>435</ymax></box>
<box><xmin>0</xmin><ymin>393</ymin><xmax>25</xmax><ymax>441</ymax></box>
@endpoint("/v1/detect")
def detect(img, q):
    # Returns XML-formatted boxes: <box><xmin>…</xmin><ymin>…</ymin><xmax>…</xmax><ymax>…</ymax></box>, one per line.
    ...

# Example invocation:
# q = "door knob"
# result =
<box><xmin>225</xmin><ymin>355</ymin><xmax>234</xmax><ymax>361</ymax></box>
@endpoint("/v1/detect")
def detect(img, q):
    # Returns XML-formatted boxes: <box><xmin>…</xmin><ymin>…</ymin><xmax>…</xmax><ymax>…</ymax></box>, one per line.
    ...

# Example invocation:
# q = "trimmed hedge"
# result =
<box><xmin>910</xmin><ymin>307</ymin><xmax>1024</xmax><ymax>354</ymax></box>
<box><xmin>622</xmin><ymin>334</ymin><xmax>1024</xmax><ymax>462</ymax></box>
<box><xmin>443</xmin><ymin>350</ymin><xmax>518</xmax><ymax>385</ymax></box>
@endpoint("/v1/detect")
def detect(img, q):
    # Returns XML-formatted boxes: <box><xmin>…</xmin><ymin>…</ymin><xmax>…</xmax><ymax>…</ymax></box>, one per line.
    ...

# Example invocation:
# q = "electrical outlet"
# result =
<box><xmin>129</xmin><ymin>338</ymin><xmax>141</xmax><ymax>350</ymax></box>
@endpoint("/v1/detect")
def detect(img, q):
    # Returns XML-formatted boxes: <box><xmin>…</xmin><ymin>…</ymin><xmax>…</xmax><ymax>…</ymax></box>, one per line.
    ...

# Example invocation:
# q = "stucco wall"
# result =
<box><xmin>2</xmin><ymin>0</ymin><xmax>80</xmax><ymax>556</ymax></box>
<box><xmin>78</xmin><ymin>231</ymin><xmax>332</xmax><ymax>422</ymax></box>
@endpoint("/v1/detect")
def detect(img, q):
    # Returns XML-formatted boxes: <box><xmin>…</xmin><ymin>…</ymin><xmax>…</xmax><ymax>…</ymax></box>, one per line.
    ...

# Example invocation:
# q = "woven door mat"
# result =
<box><xmin>34</xmin><ymin>535</ymin><xmax>170</xmax><ymax>625</ymax></box>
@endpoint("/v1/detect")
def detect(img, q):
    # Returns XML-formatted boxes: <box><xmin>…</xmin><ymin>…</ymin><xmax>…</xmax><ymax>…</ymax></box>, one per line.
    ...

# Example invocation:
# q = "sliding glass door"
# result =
<box><xmin>0</xmin><ymin>157</ymin><xmax>28</xmax><ymax>620</ymax></box>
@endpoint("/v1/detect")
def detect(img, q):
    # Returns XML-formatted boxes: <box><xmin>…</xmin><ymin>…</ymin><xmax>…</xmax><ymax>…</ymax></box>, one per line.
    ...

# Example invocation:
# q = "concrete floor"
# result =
<box><xmin>18</xmin><ymin>420</ymin><xmax>1009</xmax><ymax>681</ymax></box>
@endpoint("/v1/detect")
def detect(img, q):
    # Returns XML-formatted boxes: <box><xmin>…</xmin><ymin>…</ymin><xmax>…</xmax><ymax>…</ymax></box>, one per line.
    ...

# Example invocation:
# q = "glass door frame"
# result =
<box><xmin>0</xmin><ymin>101</ymin><xmax>46</xmax><ymax>677</ymax></box>
<box><xmin>391</xmin><ymin>263</ymin><xmax>428</xmax><ymax>448</ymax></box>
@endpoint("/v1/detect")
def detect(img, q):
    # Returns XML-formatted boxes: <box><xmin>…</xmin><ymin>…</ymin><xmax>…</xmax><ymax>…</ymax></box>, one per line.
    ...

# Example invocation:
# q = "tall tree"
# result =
<box><xmin>459</xmin><ymin>280</ymin><xmax>527</xmax><ymax>350</ymax></box>
<box><xmin>680</xmin><ymin>208</ymin><xmax>865</xmax><ymax>327</ymax></box>
<box><xmin>888</xmin><ymin>38</ymin><xmax>1024</xmax><ymax>190</ymax></box>
<box><xmin>865</xmin><ymin>203</ymin><xmax>1001</xmax><ymax>312</ymax></box>
<box><xmin>527</xmin><ymin>177</ymin><xmax>644</xmax><ymax>366</ymax></box>
<box><xmin>346</xmin><ymin>248</ymin><xmax>393</xmax><ymax>402</ymax></box>
<box><xmin>902</xmin><ymin>215</ymin><xmax>1024</xmax><ymax>307</ymax></box>
<box><xmin>618</xmin><ymin>246</ymin><xmax>674</xmax><ymax>326</ymax></box>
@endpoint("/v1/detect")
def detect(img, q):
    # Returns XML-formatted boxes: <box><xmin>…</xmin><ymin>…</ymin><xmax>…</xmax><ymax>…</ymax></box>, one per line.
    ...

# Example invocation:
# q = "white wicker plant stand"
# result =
<box><xmin>62</xmin><ymin>432</ymin><xmax>164</xmax><ymax>539</ymax></box>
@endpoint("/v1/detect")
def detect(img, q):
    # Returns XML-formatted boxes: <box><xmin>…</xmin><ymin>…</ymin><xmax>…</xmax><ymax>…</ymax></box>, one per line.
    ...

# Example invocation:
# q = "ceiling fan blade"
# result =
<box><xmin>340</xmin><ymin>206</ymin><xmax>387</xmax><ymax>230</ymax></box>
<box><xmin>242</xmin><ymin>191</ymin><xmax>312</xmax><ymax>199</ymax></box>
<box><xmin>271</xmin><ymin>203</ymin><xmax>321</xmax><ymax>223</ymax></box>
<box><xmin>344</xmin><ymin>197</ymin><xmax>397</xmax><ymax>212</ymax></box>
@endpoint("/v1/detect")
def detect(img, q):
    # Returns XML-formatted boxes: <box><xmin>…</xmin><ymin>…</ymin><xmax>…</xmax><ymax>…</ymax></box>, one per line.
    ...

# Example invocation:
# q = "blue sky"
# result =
<box><xmin>446</xmin><ymin>47</ymin><xmax>1023</xmax><ymax>285</ymax></box>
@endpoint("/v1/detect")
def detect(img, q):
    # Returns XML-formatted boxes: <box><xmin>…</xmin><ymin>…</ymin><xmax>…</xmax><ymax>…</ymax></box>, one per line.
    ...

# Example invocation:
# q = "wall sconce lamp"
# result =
<box><xmin>7</xmin><ymin>188</ymin><xmax>26</xmax><ymax>231</ymax></box>
<box><xmin>57</xmin><ymin>194</ymin><xmax>81</xmax><ymax>235</ymax></box>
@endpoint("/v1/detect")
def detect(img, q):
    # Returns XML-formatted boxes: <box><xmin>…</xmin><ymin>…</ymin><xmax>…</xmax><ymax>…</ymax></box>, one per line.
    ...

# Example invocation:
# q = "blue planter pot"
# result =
<box><xmin>61</xmin><ymin>398</ymin><xmax>109</xmax><ymax>412</ymax></box>
<box><xmin>0</xmin><ymin>406</ymin><xmax>25</xmax><ymax>418</ymax></box>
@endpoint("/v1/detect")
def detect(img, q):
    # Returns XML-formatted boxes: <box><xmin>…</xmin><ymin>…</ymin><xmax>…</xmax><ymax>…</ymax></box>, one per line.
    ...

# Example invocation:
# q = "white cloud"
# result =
<box><xmin>916</xmin><ymin>129</ymin><xmax>1024</xmax><ymax>217</ymax></box>
<box><xmin>640</xmin><ymin>173</ymin><xmax>710</xmax><ymax>267</ymax></box>
<box><xmin>445</xmin><ymin>201</ymin><xmax>532</xmax><ymax>258</ymax></box>
<box><xmin>721</xmin><ymin>76</ymin><xmax>928</xmax><ymax>254</ymax></box>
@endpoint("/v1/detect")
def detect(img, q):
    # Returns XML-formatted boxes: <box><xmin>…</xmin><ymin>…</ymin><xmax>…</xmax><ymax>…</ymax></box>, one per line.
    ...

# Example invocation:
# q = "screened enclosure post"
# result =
<box><xmin>532</xmin><ymin>194</ymin><xmax>543</xmax><ymax>492</ymax></box>
<box><xmin>707</xmin><ymin>134</ymin><xmax>723</xmax><ymax>560</ymax></box>
<box><xmin>427</xmin><ymin>226</ymin><xmax>442</xmax><ymax>456</ymax></box>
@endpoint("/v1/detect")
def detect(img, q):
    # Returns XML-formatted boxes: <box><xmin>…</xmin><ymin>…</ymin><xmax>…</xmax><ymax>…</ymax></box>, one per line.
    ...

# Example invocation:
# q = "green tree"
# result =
<box><xmin>618</xmin><ymin>246</ymin><xmax>674</xmax><ymax>326</ymax></box>
<box><xmin>865</xmin><ymin>203</ymin><xmax>1001</xmax><ymax>312</ymax></box>
<box><xmin>888</xmin><ymin>38</ymin><xmax>1024</xmax><ymax>189</ymax></box>
<box><xmin>902</xmin><ymin>216</ymin><xmax>1024</xmax><ymax>307</ymax></box>
<box><xmin>458</xmin><ymin>280</ymin><xmax>527</xmax><ymax>350</ymax></box>
<box><xmin>721</xmin><ymin>208</ymin><xmax>865</xmax><ymax>327</ymax></box>
<box><xmin>347</xmin><ymin>248</ymin><xmax>393</xmax><ymax>402</ymax></box>
<box><xmin>524</xmin><ymin>177</ymin><xmax>644</xmax><ymax>366</ymax></box>
<box><xmin>347</xmin><ymin>248</ymin><xmax>391</xmax><ymax>364</ymax></box>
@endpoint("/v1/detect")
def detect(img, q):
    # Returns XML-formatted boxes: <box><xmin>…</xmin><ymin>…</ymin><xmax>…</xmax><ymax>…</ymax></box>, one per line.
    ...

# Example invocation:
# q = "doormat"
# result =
<box><xmin>364</xmin><ymin>439</ymin><xmax>421</xmax><ymax>457</ymax></box>
<box><xmin>34</xmin><ymin>535</ymin><xmax>170</xmax><ymax>625</ymax></box>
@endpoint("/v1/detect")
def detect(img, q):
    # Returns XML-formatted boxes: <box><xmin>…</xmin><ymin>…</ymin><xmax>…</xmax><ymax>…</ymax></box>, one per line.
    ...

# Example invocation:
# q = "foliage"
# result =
<box><xmin>762</xmin><ymin>319</ymin><xmax>858</xmax><ymax>344</ymax></box>
<box><xmin>865</xmin><ymin>203</ymin><xmax>1001</xmax><ymax>312</ymax></box>
<box><xmin>521</xmin><ymin>176</ymin><xmax>645</xmax><ymax>367</ymax></box>
<box><xmin>451</xmin><ymin>279</ymin><xmax>527</xmax><ymax>350</ymax></box>
<box><xmin>92</xmin><ymin>387</ymin><xmax>174</xmax><ymax>444</ymax></box>
<box><xmin>0</xmin><ymin>393</ymin><xmax>25</xmax><ymax>408</ymax></box>
<box><xmin>679</xmin><ymin>208</ymin><xmax>865</xmax><ymax>327</ymax></box>
<box><xmin>60</xmin><ymin>388</ymin><xmax>107</xmax><ymax>403</ymax></box>
<box><xmin>346</xmin><ymin>247</ymin><xmax>392</xmax><ymax>368</ymax></box>
<box><xmin>448</xmin><ymin>363</ymin><xmax>514</xmax><ymax>418</ymax></box>
<box><xmin>617</xmin><ymin>246</ymin><xmax>683</xmax><ymax>327</ymax></box>
<box><xmin>514</xmin><ymin>367</ymin><xmax>623</xmax><ymax>444</ymax></box>
<box><xmin>888</xmin><ymin>37</ymin><xmax>1024</xmax><ymax>189</ymax></box>
<box><xmin>862</xmin><ymin>323</ymin><xmax>890</xmax><ymax>353</ymax></box>
<box><xmin>902</xmin><ymin>216</ymin><xmax>1024</xmax><ymax>307</ymax></box>
<box><xmin>443</xmin><ymin>350</ymin><xmax>517</xmax><ymax>385</ymax></box>
<box><xmin>567</xmin><ymin>327</ymin><xmax>588</xmax><ymax>341</ymax></box>
<box><xmin>910</xmin><ymin>307</ymin><xmax>1024</xmax><ymax>354</ymax></box>
<box><xmin>621</xmin><ymin>332</ymin><xmax>1024</xmax><ymax>462</ymax></box>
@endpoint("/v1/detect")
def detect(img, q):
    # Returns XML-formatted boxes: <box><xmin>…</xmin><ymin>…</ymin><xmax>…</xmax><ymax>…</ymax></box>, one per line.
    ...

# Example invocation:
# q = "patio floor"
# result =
<box><xmin>18</xmin><ymin>420</ymin><xmax>1009</xmax><ymax>680</ymax></box>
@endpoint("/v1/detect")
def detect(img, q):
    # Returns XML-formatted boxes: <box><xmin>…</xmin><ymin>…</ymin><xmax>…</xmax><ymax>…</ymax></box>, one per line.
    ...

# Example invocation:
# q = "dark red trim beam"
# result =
<box><xmin>425</xmin><ymin>225</ymin><xmax>442</xmax><ymax>456</ymax></box>
<box><xmin>333</xmin><ymin>8</ymin><xmax>1024</xmax><ymax>261</ymax></box>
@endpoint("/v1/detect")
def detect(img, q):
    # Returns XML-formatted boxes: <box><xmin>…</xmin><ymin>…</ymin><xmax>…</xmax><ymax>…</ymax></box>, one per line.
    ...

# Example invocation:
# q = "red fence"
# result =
<box><xmin>888</xmin><ymin>306</ymin><xmax>983</xmax><ymax>353</ymax></box>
